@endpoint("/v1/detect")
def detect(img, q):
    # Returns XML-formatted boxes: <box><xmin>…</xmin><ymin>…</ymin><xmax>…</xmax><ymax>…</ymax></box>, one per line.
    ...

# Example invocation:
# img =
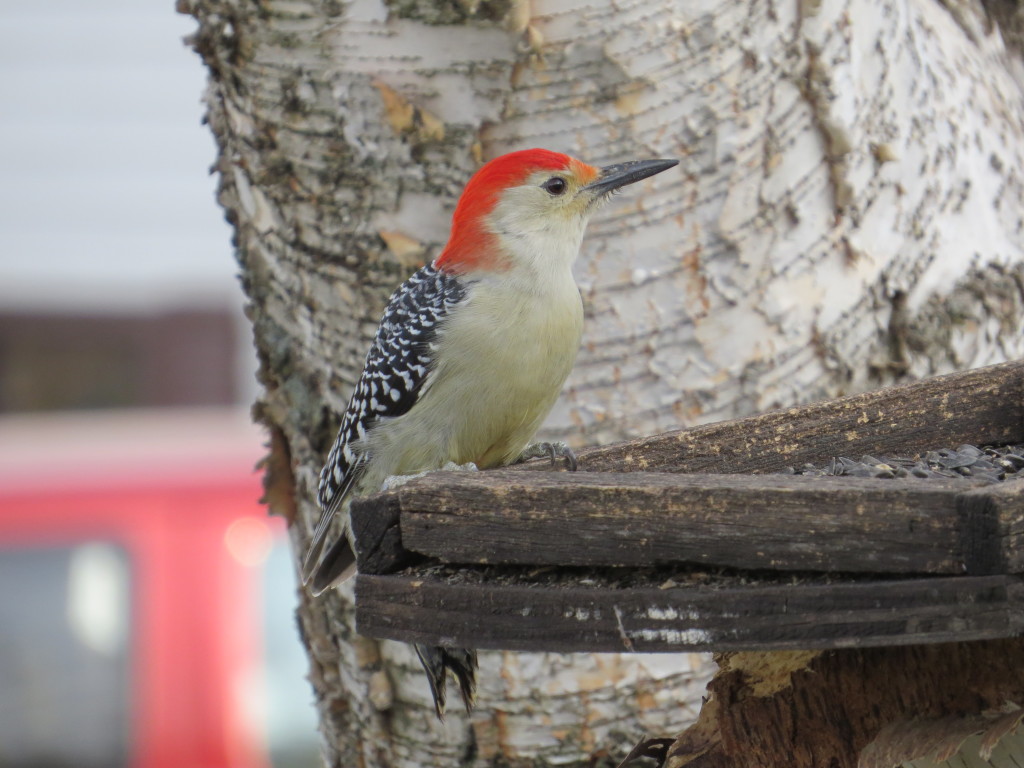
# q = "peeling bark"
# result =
<box><xmin>665</xmin><ymin>640</ymin><xmax>1024</xmax><ymax>768</ymax></box>
<box><xmin>183</xmin><ymin>0</ymin><xmax>1024</xmax><ymax>764</ymax></box>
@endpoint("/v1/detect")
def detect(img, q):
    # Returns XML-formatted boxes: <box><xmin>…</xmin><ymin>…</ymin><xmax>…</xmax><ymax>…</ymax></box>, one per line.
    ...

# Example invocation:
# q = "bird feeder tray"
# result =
<box><xmin>351</xmin><ymin>360</ymin><xmax>1024</xmax><ymax>652</ymax></box>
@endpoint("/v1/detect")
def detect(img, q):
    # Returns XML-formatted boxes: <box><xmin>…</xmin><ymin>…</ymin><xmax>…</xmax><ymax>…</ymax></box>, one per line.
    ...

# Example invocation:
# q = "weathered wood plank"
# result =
<box><xmin>958</xmin><ymin>478</ymin><xmax>1024</xmax><ymax>575</ymax></box>
<box><xmin>352</xmin><ymin>470</ymin><xmax>996</xmax><ymax>575</ymax></box>
<box><xmin>348</xmin><ymin>490</ymin><xmax>422</xmax><ymax>575</ymax></box>
<box><xmin>515</xmin><ymin>360</ymin><xmax>1024</xmax><ymax>475</ymax></box>
<box><xmin>355</xmin><ymin>571</ymin><xmax>1024</xmax><ymax>652</ymax></box>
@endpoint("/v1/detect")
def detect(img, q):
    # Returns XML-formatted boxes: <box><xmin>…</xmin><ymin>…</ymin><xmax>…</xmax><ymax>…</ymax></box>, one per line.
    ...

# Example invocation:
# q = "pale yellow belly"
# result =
<box><xmin>359</xmin><ymin>275</ymin><xmax>584</xmax><ymax>490</ymax></box>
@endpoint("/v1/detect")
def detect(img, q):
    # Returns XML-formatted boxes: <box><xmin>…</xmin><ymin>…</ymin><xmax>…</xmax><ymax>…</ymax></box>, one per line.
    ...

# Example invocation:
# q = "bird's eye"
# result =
<box><xmin>541</xmin><ymin>177</ymin><xmax>568</xmax><ymax>196</ymax></box>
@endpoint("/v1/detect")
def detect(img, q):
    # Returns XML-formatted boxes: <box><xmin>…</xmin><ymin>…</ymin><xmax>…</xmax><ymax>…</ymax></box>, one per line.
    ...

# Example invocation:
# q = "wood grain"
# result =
<box><xmin>516</xmin><ymin>360</ymin><xmax>1024</xmax><ymax>475</ymax></box>
<box><xmin>348</xmin><ymin>491</ymin><xmax>419</xmax><ymax>575</ymax></box>
<box><xmin>350</xmin><ymin>363</ymin><xmax>1024</xmax><ymax>656</ymax></box>
<box><xmin>355</xmin><ymin>571</ymin><xmax>1024</xmax><ymax>652</ymax></box>
<box><xmin>351</xmin><ymin>470</ymin><xmax>999</xmax><ymax>574</ymax></box>
<box><xmin>958</xmin><ymin>478</ymin><xmax>1024</xmax><ymax>574</ymax></box>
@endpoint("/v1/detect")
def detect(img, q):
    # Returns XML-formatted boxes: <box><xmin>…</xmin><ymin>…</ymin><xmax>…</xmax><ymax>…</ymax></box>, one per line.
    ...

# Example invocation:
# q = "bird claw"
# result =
<box><xmin>415</xmin><ymin>644</ymin><xmax>477</xmax><ymax>721</ymax></box>
<box><xmin>518</xmin><ymin>441</ymin><xmax>578</xmax><ymax>471</ymax></box>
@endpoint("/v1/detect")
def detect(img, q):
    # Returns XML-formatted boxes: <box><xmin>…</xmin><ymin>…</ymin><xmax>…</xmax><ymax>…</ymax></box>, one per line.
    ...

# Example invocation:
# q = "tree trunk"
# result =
<box><xmin>664</xmin><ymin>640</ymin><xmax>1024</xmax><ymax>768</ymax></box>
<box><xmin>182</xmin><ymin>0</ymin><xmax>1024</xmax><ymax>764</ymax></box>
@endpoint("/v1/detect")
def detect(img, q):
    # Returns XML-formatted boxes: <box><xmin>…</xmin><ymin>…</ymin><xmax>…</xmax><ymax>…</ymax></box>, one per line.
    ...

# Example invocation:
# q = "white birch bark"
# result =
<box><xmin>530</xmin><ymin>0</ymin><xmax>1024</xmax><ymax>446</ymax></box>
<box><xmin>184</xmin><ymin>0</ymin><xmax>1024</xmax><ymax>764</ymax></box>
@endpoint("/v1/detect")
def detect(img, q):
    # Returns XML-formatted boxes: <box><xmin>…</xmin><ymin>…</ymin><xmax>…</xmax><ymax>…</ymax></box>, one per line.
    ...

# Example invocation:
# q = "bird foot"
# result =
<box><xmin>517</xmin><ymin>441</ymin><xmax>578</xmax><ymax>471</ymax></box>
<box><xmin>415</xmin><ymin>644</ymin><xmax>478</xmax><ymax>721</ymax></box>
<box><xmin>380</xmin><ymin>461</ymin><xmax>479</xmax><ymax>492</ymax></box>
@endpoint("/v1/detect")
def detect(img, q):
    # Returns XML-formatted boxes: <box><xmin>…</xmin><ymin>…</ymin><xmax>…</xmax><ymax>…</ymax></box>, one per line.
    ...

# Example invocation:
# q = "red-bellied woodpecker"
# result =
<box><xmin>303</xmin><ymin>148</ymin><xmax>677</xmax><ymax>717</ymax></box>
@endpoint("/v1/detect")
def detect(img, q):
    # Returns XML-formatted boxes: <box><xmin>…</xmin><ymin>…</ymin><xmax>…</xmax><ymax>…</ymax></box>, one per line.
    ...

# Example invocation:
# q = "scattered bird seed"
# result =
<box><xmin>784</xmin><ymin>443</ymin><xmax>1024</xmax><ymax>484</ymax></box>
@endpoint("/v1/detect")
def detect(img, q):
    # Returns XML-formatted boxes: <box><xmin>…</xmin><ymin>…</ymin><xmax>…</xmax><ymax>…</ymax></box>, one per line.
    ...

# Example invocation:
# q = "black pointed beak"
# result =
<box><xmin>584</xmin><ymin>158</ymin><xmax>678</xmax><ymax>195</ymax></box>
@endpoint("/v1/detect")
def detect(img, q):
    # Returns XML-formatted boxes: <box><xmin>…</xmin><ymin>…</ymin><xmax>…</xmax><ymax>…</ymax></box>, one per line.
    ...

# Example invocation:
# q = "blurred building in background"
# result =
<box><xmin>0</xmin><ymin>0</ymin><xmax>252</xmax><ymax>412</ymax></box>
<box><xmin>0</xmin><ymin>2</ymin><xmax>319</xmax><ymax>766</ymax></box>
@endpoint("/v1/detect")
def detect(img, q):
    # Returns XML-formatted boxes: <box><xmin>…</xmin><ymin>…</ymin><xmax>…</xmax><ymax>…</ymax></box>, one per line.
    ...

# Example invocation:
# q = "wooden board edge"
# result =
<box><xmin>349</xmin><ymin>492</ymin><xmax>417</xmax><ymax>574</ymax></box>
<box><xmin>355</xmin><ymin>572</ymin><xmax>1024</xmax><ymax>653</ymax></box>
<box><xmin>959</xmin><ymin>478</ymin><xmax>1024</xmax><ymax>575</ymax></box>
<box><xmin>354</xmin><ymin>471</ymin><xmax>984</xmax><ymax>574</ymax></box>
<box><xmin>520</xmin><ymin>360</ymin><xmax>1024</xmax><ymax>474</ymax></box>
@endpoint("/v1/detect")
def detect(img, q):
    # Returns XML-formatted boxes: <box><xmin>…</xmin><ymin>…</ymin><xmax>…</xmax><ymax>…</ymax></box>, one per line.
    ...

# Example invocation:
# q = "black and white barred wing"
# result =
<box><xmin>302</xmin><ymin>265</ymin><xmax>466</xmax><ymax>588</ymax></box>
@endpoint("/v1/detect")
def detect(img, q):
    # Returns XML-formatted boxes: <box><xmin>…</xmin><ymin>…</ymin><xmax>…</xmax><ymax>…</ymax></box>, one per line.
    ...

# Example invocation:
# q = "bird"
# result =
<box><xmin>303</xmin><ymin>148</ymin><xmax>678</xmax><ymax>718</ymax></box>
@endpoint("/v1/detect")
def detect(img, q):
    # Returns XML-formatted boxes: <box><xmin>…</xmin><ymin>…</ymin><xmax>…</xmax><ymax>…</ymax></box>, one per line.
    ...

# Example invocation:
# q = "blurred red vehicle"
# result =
<box><xmin>0</xmin><ymin>409</ymin><xmax>318</xmax><ymax>768</ymax></box>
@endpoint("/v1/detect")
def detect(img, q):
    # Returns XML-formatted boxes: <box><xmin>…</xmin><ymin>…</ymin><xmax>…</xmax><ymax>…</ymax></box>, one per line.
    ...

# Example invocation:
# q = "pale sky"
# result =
<box><xmin>0</xmin><ymin>1</ymin><xmax>238</xmax><ymax>313</ymax></box>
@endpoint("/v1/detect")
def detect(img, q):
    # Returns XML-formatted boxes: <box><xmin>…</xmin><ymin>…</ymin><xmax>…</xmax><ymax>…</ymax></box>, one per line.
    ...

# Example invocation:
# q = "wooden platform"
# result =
<box><xmin>351</xmin><ymin>360</ymin><xmax>1024</xmax><ymax>652</ymax></box>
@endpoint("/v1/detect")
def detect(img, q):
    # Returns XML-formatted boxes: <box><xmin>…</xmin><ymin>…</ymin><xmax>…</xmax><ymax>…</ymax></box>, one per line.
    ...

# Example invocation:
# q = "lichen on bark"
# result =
<box><xmin>384</xmin><ymin>0</ymin><xmax>515</xmax><ymax>25</ymax></box>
